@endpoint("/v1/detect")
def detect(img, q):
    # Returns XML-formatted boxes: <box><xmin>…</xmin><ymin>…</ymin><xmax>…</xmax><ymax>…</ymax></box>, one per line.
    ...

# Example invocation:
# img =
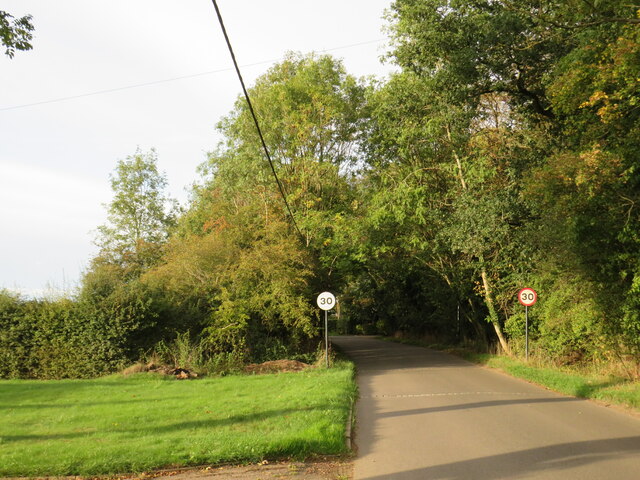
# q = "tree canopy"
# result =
<box><xmin>3</xmin><ymin>4</ymin><xmax>640</xmax><ymax>378</ymax></box>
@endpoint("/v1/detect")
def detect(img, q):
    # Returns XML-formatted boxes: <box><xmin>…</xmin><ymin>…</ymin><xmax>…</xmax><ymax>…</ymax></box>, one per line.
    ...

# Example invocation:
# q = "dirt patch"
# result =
<box><xmin>122</xmin><ymin>460</ymin><xmax>352</xmax><ymax>480</ymax></box>
<box><xmin>243</xmin><ymin>360</ymin><xmax>314</xmax><ymax>375</ymax></box>
<box><xmin>122</xmin><ymin>363</ymin><xmax>198</xmax><ymax>379</ymax></box>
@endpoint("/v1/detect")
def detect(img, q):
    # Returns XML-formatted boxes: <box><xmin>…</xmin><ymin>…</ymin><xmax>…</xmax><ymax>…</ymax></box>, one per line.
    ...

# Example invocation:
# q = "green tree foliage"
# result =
<box><xmin>95</xmin><ymin>149</ymin><xmax>176</xmax><ymax>275</ymax></box>
<box><xmin>145</xmin><ymin>191</ymin><xmax>317</xmax><ymax>360</ymax></box>
<box><xmin>0</xmin><ymin>288</ymin><xmax>160</xmax><ymax>379</ymax></box>
<box><xmin>525</xmin><ymin>2</ymin><xmax>640</xmax><ymax>356</ymax></box>
<box><xmin>0</xmin><ymin>10</ymin><xmax>34</xmax><ymax>58</ymax></box>
<box><xmin>3</xmin><ymin>6</ymin><xmax>640</xmax><ymax>378</ymax></box>
<box><xmin>355</xmin><ymin>66</ymin><xmax>544</xmax><ymax>351</ymax></box>
<box><xmin>375</xmin><ymin>0</ymin><xmax>640</xmax><ymax>361</ymax></box>
<box><xmin>0</xmin><ymin>150</ymin><xmax>181</xmax><ymax>379</ymax></box>
<box><xmin>144</xmin><ymin>54</ymin><xmax>368</xmax><ymax>362</ymax></box>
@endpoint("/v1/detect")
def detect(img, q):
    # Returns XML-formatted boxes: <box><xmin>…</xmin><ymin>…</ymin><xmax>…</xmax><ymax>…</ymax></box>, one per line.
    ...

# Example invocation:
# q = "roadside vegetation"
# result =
<box><xmin>386</xmin><ymin>335</ymin><xmax>640</xmax><ymax>413</ymax></box>
<box><xmin>2</xmin><ymin>1</ymin><xmax>639</xmax><ymax>387</ymax></box>
<box><xmin>464</xmin><ymin>353</ymin><xmax>640</xmax><ymax>412</ymax></box>
<box><xmin>0</xmin><ymin>362</ymin><xmax>355</xmax><ymax>477</ymax></box>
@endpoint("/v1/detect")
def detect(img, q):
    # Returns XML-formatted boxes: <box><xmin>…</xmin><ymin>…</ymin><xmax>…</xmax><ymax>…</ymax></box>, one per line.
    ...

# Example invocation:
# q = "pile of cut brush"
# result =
<box><xmin>244</xmin><ymin>359</ymin><xmax>313</xmax><ymax>375</ymax></box>
<box><xmin>122</xmin><ymin>362</ymin><xmax>198</xmax><ymax>379</ymax></box>
<box><xmin>122</xmin><ymin>359</ymin><xmax>314</xmax><ymax>378</ymax></box>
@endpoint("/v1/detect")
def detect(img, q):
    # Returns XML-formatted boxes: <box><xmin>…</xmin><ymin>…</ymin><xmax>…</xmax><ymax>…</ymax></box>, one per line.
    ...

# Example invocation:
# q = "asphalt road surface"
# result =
<box><xmin>331</xmin><ymin>336</ymin><xmax>640</xmax><ymax>480</ymax></box>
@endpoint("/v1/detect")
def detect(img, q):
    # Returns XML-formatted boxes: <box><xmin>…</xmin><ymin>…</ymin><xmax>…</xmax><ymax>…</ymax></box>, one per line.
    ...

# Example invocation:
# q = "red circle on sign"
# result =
<box><xmin>518</xmin><ymin>288</ymin><xmax>537</xmax><ymax>306</ymax></box>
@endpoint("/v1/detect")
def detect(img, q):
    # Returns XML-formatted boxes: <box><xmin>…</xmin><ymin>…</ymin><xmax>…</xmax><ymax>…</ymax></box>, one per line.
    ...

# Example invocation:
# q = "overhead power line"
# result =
<box><xmin>210</xmin><ymin>0</ymin><xmax>304</xmax><ymax>240</ymax></box>
<box><xmin>0</xmin><ymin>39</ymin><xmax>385</xmax><ymax>112</ymax></box>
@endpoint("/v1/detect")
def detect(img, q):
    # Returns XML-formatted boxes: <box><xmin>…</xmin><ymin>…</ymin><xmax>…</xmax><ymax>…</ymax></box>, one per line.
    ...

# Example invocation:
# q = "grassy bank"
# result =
<box><xmin>384</xmin><ymin>337</ymin><xmax>640</xmax><ymax>413</ymax></box>
<box><xmin>0</xmin><ymin>362</ymin><xmax>356</xmax><ymax>477</ymax></box>
<box><xmin>460</xmin><ymin>352</ymin><xmax>640</xmax><ymax>412</ymax></box>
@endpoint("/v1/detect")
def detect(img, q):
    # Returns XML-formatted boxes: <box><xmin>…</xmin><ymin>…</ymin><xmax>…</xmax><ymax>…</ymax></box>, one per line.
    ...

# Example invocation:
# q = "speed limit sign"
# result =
<box><xmin>317</xmin><ymin>291</ymin><xmax>336</xmax><ymax>311</ymax></box>
<box><xmin>518</xmin><ymin>288</ymin><xmax>537</xmax><ymax>307</ymax></box>
<box><xmin>317</xmin><ymin>291</ymin><xmax>336</xmax><ymax>368</ymax></box>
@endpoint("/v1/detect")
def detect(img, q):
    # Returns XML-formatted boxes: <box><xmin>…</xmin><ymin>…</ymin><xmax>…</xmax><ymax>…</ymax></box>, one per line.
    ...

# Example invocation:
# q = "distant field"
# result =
<box><xmin>0</xmin><ymin>363</ymin><xmax>356</xmax><ymax>477</ymax></box>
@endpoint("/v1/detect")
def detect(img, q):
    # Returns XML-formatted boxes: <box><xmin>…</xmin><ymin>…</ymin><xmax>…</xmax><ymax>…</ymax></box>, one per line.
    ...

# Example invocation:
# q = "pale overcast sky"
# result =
<box><xmin>0</xmin><ymin>0</ymin><xmax>396</xmax><ymax>297</ymax></box>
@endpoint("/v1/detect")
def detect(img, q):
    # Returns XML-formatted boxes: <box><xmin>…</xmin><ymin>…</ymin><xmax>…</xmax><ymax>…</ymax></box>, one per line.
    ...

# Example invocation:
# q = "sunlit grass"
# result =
<box><xmin>459</xmin><ymin>352</ymin><xmax>640</xmax><ymax>411</ymax></box>
<box><xmin>383</xmin><ymin>337</ymin><xmax>640</xmax><ymax>413</ymax></box>
<box><xmin>0</xmin><ymin>362</ymin><xmax>355</xmax><ymax>477</ymax></box>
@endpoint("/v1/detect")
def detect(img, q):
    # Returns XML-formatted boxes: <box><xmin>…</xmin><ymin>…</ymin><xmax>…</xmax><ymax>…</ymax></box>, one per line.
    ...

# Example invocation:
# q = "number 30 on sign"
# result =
<box><xmin>317</xmin><ymin>291</ymin><xmax>336</xmax><ymax>311</ymax></box>
<box><xmin>518</xmin><ymin>288</ymin><xmax>537</xmax><ymax>307</ymax></box>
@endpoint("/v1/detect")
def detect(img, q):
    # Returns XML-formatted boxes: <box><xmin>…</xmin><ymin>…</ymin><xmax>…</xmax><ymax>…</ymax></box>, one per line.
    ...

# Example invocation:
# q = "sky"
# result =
<box><xmin>0</xmin><ymin>0</ymin><xmax>397</xmax><ymax>298</ymax></box>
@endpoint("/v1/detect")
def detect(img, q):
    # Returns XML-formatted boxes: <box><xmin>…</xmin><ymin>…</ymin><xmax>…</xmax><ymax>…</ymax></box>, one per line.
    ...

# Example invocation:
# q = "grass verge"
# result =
<box><xmin>383</xmin><ymin>337</ymin><xmax>640</xmax><ymax>413</ymax></box>
<box><xmin>458</xmin><ymin>351</ymin><xmax>640</xmax><ymax>412</ymax></box>
<box><xmin>0</xmin><ymin>361</ymin><xmax>356</xmax><ymax>477</ymax></box>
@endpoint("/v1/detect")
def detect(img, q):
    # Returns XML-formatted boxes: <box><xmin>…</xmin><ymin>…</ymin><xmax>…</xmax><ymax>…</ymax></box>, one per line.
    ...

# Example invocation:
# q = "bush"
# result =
<box><xmin>0</xmin><ymin>278</ymin><xmax>168</xmax><ymax>379</ymax></box>
<box><xmin>522</xmin><ymin>277</ymin><xmax>606</xmax><ymax>364</ymax></box>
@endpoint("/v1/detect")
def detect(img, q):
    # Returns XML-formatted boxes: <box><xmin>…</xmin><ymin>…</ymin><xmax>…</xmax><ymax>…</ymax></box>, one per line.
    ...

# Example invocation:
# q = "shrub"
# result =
<box><xmin>0</xmin><ymin>278</ymin><xmax>168</xmax><ymax>379</ymax></box>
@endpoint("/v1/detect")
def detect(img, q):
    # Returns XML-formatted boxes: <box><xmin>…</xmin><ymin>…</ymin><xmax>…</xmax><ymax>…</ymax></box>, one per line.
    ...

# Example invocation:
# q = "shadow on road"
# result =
<box><xmin>377</xmin><ymin>395</ymin><xmax>578</xmax><ymax>418</ymax></box>
<box><xmin>359</xmin><ymin>435</ymin><xmax>640</xmax><ymax>480</ymax></box>
<box><xmin>331</xmin><ymin>336</ymin><xmax>640</xmax><ymax>480</ymax></box>
<box><xmin>332</xmin><ymin>335</ymin><xmax>470</xmax><ymax>371</ymax></box>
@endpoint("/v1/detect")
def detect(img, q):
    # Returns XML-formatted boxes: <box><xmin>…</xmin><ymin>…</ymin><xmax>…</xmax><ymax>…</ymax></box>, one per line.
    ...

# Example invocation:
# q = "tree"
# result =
<box><xmin>95</xmin><ymin>149</ymin><xmax>176</xmax><ymax>274</ymax></box>
<box><xmin>191</xmin><ymin>53</ymin><xmax>369</xmax><ymax>286</ymax></box>
<box><xmin>1</xmin><ymin>10</ymin><xmax>34</xmax><ymax>58</ymax></box>
<box><xmin>387</xmin><ymin>0</ymin><xmax>639</xmax><ymax>121</ymax></box>
<box><xmin>378</xmin><ymin>0</ymin><xmax>640</xmax><ymax>361</ymax></box>
<box><xmin>139</xmin><ymin>54</ymin><xmax>370</xmax><ymax>361</ymax></box>
<box><xmin>360</xmin><ymin>70</ymin><xmax>545</xmax><ymax>352</ymax></box>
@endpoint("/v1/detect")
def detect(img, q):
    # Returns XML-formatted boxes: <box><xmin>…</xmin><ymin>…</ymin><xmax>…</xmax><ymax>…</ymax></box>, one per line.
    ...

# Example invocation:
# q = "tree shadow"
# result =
<box><xmin>331</xmin><ymin>335</ymin><xmax>470</xmax><ymax>371</ymax></box>
<box><xmin>0</xmin><ymin>405</ymin><xmax>327</xmax><ymax>444</ymax></box>
<box><xmin>360</xmin><ymin>436</ymin><xmax>640</xmax><ymax>479</ymax></box>
<box><xmin>574</xmin><ymin>379</ymin><xmax>627</xmax><ymax>398</ymax></box>
<box><xmin>0</xmin><ymin>397</ymin><xmax>183</xmax><ymax>410</ymax></box>
<box><xmin>331</xmin><ymin>335</ymin><xmax>640</xmax><ymax>479</ymax></box>
<box><xmin>378</xmin><ymin>396</ymin><xmax>578</xmax><ymax>418</ymax></box>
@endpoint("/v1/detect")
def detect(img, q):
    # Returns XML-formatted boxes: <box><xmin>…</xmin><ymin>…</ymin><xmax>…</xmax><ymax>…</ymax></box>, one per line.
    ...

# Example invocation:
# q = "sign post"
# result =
<box><xmin>317</xmin><ymin>292</ymin><xmax>336</xmax><ymax>368</ymax></box>
<box><xmin>518</xmin><ymin>288</ymin><xmax>537</xmax><ymax>361</ymax></box>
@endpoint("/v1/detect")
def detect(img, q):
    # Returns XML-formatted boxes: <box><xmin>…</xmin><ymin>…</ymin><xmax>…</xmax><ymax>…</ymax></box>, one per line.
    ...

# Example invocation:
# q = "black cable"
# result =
<box><xmin>0</xmin><ymin>39</ymin><xmax>384</xmax><ymax>112</ymax></box>
<box><xmin>210</xmin><ymin>0</ymin><xmax>304</xmax><ymax>241</ymax></box>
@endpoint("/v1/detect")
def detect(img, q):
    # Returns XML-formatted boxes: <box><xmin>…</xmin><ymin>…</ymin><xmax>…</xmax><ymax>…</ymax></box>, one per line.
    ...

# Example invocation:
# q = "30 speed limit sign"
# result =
<box><xmin>317</xmin><ymin>291</ymin><xmax>336</xmax><ymax>368</ymax></box>
<box><xmin>518</xmin><ymin>288</ymin><xmax>537</xmax><ymax>307</ymax></box>
<box><xmin>317</xmin><ymin>291</ymin><xmax>336</xmax><ymax>311</ymax></box>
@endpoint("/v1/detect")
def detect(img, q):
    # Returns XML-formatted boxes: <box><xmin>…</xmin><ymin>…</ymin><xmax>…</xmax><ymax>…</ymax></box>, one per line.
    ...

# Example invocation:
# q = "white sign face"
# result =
<box><xmin>518</xmin><ymin>288</ymin><xmax>538</xmax><ymax>307</ymax></box>
<box><xmin>317</xmin><ymin>291</ymin><xmax>336</xmax><ymax>311</ymax></box>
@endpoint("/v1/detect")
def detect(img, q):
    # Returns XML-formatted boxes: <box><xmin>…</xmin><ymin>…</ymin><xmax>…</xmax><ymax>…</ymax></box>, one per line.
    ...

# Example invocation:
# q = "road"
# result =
<box><xmin>330</xmin><ymin>336</ymin><xmax>640</xmax><ymax>480</ymax></box>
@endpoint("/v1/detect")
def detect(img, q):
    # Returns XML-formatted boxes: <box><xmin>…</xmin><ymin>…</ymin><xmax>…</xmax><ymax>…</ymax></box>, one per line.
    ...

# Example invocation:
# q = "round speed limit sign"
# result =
<box><xmin>518</xmin><ymin>288</ymin><xmax>538</xmax><ymax>307</ymax></box>
<box><xmin>317</xmin><ymin>291</ymin><xmax>336</xmax><ymax>311</ymax></box>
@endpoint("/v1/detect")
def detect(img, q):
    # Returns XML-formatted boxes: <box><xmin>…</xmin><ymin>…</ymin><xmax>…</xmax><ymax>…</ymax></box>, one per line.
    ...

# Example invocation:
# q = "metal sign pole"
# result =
<box><xmin>316</xmin><ymin>291</ymin><xmax>335</xmax><ymax>369</ymax></box>
<box><xmin>325</xmin><ymin>310</ymin><xmax>329</xmax><ymax>368</ymax></box>
<box><xmin>518</xmin><ymin>288</ymin><xmax>537</xmax><ymax>362</ymax></box>
<box><xmin>525</xmin><ymin>305</ymin><xmax>529</xmax><ymax>362</ymax></box>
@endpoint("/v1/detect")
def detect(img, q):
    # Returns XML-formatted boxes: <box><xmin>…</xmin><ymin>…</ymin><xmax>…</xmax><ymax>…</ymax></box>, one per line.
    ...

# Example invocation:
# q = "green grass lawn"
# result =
<box><xmin>0</xmin><ymin>363</ymin><xmax>356</xmax><ymax>477</ymax></box>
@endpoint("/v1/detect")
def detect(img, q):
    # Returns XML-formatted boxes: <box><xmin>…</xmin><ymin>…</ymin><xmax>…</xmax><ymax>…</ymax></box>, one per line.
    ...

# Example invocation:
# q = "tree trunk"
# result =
<box><xmin>448</xmin><ymin>123</ymin><xmax>511</xmax><ymax>355</ymax></box>
<box><xmin>480</xmin><ymin>268</ymin><xmax>511</xmax><ymax>355</ymax></box>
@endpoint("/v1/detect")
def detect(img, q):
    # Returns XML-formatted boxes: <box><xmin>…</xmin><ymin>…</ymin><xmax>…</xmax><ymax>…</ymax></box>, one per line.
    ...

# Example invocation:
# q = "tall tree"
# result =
<box><xmin>95</xmin><ymin>149</ymin><xmax>176</xmax><ymax>273</ymax></box>
<box><xmin>144</xmin><ymin>54</ymin><xmax>369</xmax><ymax>359</ymax></box>
<box><xmin>378</xmin><ymin>0</ymin><xmax>640</xmax><ymax>358</ymax></box>
<box><xmin>188</xmin><ymin>53</ymin><xmax>369</xmax><ymax>286</ymax></box>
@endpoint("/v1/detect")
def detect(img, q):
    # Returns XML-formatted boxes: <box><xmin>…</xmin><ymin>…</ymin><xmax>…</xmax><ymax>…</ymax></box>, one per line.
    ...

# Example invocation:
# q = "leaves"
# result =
<box><xmin>0</xmin><ymin>10</ymin><xmax>34</xmax><ymax>58</ymax></box>
<box><xmin>95</xmin><ymin>149</ymin><xmax>177</xmax><ymax>273</ymax></box>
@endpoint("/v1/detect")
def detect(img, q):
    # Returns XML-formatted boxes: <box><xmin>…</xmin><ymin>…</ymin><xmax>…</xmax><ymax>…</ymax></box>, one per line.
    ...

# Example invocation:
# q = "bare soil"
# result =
<box><xmin>118</xmin><ymin>459</ymin><xmax>352</xmax><ymax>480</ymax></box>
<box><xmin>243</xmin><ymin>360</ymin><xmax>314</xmax><ymax>375</ymax></box>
